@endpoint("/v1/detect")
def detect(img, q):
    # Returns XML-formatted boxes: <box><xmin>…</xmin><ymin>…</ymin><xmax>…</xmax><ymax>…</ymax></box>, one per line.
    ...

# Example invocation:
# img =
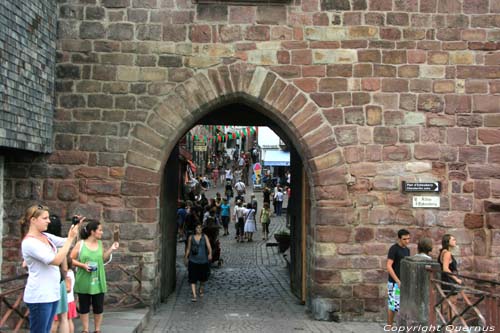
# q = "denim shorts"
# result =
<box><xmin>26</xmin><ymin>300</ymin><xmax>59</xmax><ymax>333</ymax></box>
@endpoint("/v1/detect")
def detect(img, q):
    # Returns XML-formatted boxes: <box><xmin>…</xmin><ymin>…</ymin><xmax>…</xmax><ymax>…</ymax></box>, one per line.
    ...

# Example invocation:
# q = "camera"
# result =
<box><xmin>71</xmin><ymin>216</ymin><xmax>80</xmax><ymax>225</ymax></box>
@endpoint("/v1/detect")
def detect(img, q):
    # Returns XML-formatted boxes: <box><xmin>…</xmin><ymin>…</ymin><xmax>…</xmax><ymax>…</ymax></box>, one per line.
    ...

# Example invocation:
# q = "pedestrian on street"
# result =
<box><xmin>243</xmin><ymin>203</ymin><xmax>256</xmax><ymax>242</ymax></box>
<box><xmin>220</xmin><ymin>198</ymin><xmax>231</xmax><ymax>236</ymax></box>
<box><xmin>263</xmin><ymin>186</ymin><xmax>271</xmax><ymax>206</ymax></box>
<box><xmin>386</xmin><ymin>229</ymin><xmax>410</xmax><ymax>329</ymax></box>
<box><xmin>260</xmin><ymin>203</ymin><xmax>271</xmax><ymax>241</ymax></box>
<box><xmin>274</xmin><ymin>188</ymin><xmax>284</xmax><ymax>216</ymax></box>
<box><xmin>20</xmin><ymin>205</ymin><xmax>79</xmax><ymax>333</ymax></box>
<box><xmin>233</xmin><ymin>200</ymin><xmax>245</xmax><ymax>242</ymax></box>
<box><xmin>234</xmin><ymin>179</ymin><xmax>246</xmax><ymax>195</ymax></box>
<box><xmin>184</xmin><ymin>224</ymin><xmax>212</xmax><ymax>302</ymax></box>
<box><xmin>70</xmin><ymin>220</ymin><xmax>120</xmax><ymax>333</ymax></box>
<box><xmin>177</xmin><ymin>202</ymin><xmax>187</xmax><ymax>242</ymax></box>
<box><xmin>212</xmin><ymin>168</ymin><xmax>219</xmax><ymax>187</ymax></box>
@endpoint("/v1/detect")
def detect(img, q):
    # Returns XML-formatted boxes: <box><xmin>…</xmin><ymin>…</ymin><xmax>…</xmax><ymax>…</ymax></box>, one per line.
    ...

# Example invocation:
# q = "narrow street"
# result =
<box><xmin>143</xmin><ymin>184</ymin><xmax>384</xmax><ymax>333</ymax></box>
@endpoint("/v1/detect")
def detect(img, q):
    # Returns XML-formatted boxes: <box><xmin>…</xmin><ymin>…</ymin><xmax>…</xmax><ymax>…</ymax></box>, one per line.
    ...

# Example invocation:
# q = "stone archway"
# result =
<box><xmin>125</xmin><ymin>63</ymin><xmax>349</xmax><ymax>314</ymax></box>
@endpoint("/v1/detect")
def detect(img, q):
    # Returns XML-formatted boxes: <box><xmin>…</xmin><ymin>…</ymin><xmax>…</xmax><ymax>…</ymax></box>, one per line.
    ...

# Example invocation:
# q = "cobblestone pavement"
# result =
<box><xmin>144</xmin><ymin>185</ymin><xmax>385</xmax><ymax>333</ymax></box>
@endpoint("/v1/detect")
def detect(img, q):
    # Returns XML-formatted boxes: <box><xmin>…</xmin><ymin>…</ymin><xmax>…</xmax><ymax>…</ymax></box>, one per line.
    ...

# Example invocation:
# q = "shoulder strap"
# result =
<box><xmin>78</xmin><ymin>240</ymin><xmax>84</xmax><ymax>260</ymax></box>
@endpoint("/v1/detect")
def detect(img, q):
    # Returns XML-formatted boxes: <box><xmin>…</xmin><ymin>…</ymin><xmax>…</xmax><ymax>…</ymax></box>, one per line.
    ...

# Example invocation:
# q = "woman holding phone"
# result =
<box><xmin>70</xmin><ymin>220</ymin><xmax>119</xmax><ymax>333</ymax></box>
<box><xmin>20</xmin><ymin>205</ymin><xmax>79</xmax><ymax>333</ymax></box>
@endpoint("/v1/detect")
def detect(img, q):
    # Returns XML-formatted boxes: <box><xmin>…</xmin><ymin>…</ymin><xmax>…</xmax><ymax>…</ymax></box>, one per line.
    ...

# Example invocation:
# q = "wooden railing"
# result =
<box><xmin>0</xmin><ymin>273</ymin><xmax>29</xmax><ymax>333</ymax></box>
<box><xmin>0</xmin><ymin>260</ymin><xmax>146</xmax><ymax>332</ymax></box>
<box><xmin>428</xmin><ymin>267</ymin><xmax>500</xmax><ymax>330</ymax></box>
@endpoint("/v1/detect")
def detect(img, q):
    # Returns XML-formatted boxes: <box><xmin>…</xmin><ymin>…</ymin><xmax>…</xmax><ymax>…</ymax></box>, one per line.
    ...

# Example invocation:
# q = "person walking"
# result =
<box><xmin>233</xmin><ymin>200</ymin><xmax>245</xmax><ymax>242</ymax></box>
<box><xmin>438</xmin><ymin>234</ymin><xmax>462</xmax><ymax>320</ymax></box>
<box><xmin>220</xmin><ymin>198</ymin><xmax>231</xmax><ymax>236</ymax></box>
<box><xmin>386</xmin><ymin>229</ymin><xmax>410</xmax><ymax>328</ymax></box>
<box><xmin>260</xmin><ymin>203</ymin><xmax>271</xmax><ymax>241</ymax></box>
<box><xmin>70</xmin><ymin>220</ymin><xmax>119</xmax><ymax>333</ymax></box>
<box><xmin>184</xmin><ymin>224</ymin><xmax>212</xmax><ymax>302</ymax></box>
<box><xmin>19</xmin><ymin>205</ymin><xmax>79</xmax><ymax>333</ymax></box>
<box><xmin>243</xmin><ymin>203</ymin><xmax>256</xmax><ymax>242</ymax></box>
<box><xmin>274</xmin><ymin>188</ymin><xmax>284</xmax><ymax>216</ymax></box>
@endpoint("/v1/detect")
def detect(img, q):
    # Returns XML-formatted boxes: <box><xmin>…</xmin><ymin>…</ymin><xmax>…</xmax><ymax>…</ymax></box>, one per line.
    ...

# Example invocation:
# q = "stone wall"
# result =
<box><xmin>2</xmin><ymin>0</ymin><xmax>500</xmax><ymax>320</ymax></box>
<box><xmin>0</xmin><ymin>1</ymin><xmax>57</xmax><ymax>153</ymax></box>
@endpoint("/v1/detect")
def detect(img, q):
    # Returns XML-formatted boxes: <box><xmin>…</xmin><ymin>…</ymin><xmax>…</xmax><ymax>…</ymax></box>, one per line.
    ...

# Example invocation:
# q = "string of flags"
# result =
<box><xmin>189</xmin><ymin>126</ymin><xmax>257</xmax><ymax>143</ymax></box>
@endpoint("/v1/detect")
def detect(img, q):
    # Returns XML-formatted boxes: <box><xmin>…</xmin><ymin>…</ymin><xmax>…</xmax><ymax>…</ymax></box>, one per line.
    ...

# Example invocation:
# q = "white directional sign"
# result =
<box><xmin>412</xmin><ymin>196</ymin><xmax>440</xmax><ymax>208</ymax></box>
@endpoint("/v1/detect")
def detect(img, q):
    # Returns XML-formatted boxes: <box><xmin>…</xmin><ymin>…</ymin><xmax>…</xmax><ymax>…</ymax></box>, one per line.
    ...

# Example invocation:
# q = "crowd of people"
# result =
<box><xmin>19</xmin><ymin>205</ymin><xmax>120</xmax><ymax>333</ymax></box>
<box><xmin>386</xmin><ymin>229</ymin><xmax>462</xmax><ymax>328</ymax></box>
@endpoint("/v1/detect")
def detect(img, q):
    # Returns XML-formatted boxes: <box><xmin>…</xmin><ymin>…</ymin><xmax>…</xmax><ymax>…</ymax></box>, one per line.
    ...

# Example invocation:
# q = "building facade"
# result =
<box><xmin>1</xmin><ymin>0</ymin><xmax>500</xmax><ymax>320</ymax></box>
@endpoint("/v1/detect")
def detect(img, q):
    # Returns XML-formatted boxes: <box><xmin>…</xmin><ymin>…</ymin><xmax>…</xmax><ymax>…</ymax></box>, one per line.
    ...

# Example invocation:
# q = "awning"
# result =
<box><xmin>262</xmin><ymin>150</ymin><xmax>290</xmax><ymax>166</ymax></box>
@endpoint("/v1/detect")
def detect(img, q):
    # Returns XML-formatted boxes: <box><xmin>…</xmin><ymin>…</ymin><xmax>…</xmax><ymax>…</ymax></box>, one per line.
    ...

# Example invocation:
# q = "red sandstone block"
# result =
<box><xmin>125</xmin><ymin>166</ymin><xmax>161</xmax><ymax>183</ymax></box>
<box><xmin>447</xmin><ymin>128</ymin><xmax>467</xmax><ymax>145</ymax></box>
<box><xmin>473</xmin><ymin>95</ymin><xmax>500</xmax><ymax>113</ymax></box>
<box><xmin>245</xmin><ymin>25</ymin><xmax>270</xmax><ymax>41</ymax></box>
<box><xmin>353</xmin><ymin>64</ymin><xmax>372</xmax><ymax>77</ymax></box>
<box><xmin>310</xmin><ymin>41</ymin><xmax>341</xmax><ymax>49</ymax></box>
<box><xmin>463</xmin><ymin>0</ymin><xmax>489</xmax><ymax>14</ymax></box>
<box><xmin>271</xmin><ymin>26</ymin><xmax>293</xmax><ymax>41</ymax></box>
<box><xmin>229</xmin><ymin>6</ymin><xmax>255</xmax><ymax>24</ymax></box>
<box><xmin>465</xmin><ymin>81</ymin><xmax>488</xmax><ymax>94</ymax></box>
<box><xmin>313</xmin><ymin>12</ymin><xmax>329</xmax><ymax>26</ymax></box>
<box><xmin>414</xmin><ymin>144</ymin><xmax>440</xmax><ymax>160</ymax></box>
<box><xmin>270</xmin><ymin>65</ymin><xmax>301</xmax><ymax>79</ymax></box>
<box><xmin>294</xmin><ymin>78</ymin><xmax>317</xmax><ymax>92</ymax></box>
<box><xmin>373</xmin><ymin>64</ymin><xmax>397</xmax><ymax>77</ymax></box>
<box><xmin>451</xmin><ymin>195</ymin><xmax>473</xmax><ymax>211</ymax></box>
<box><xmin>333</xmin><ymin>92</ymin><xmax>352</xmax><ymax>107</ymax></box>
<box><xmin>319</xmin><ymin>78</ymin><xmax>348</xmax><ymax>92</ymax></box>
<box><xmin>316</xmin><ymin>226</ymin><xmax>352</xmax><ymax>243</ymax></box>
<box><xmin>417</xmin><ymin>94</ymin><xmax>444</xmax><ymax>112</ymax></box>
<box><xmin>291</xmin><ymin>49</ymin><xmax>312</xmax><ymax>65</ymax></box>
<box><xmin>302</xmin><ymin>65</ymin><xmax>326</xmax><ymax>77</ymax></box>
<box><xmin>490</xmin><ymin>146</ymin><xmax>500</xmax><ymax>163</ymax></box>
<box><xmin>341</xmin><ymin>40</ymin><xmax>368</xmax><ymax>49</ymax></box>
<box><xmin>281</xmin><ymin>41</ymin><xmax>308</xmax><ymax>50</ymax></box>
<box><xmin>310</xmin><ymin>93</ymin><xmax>333</xmax><ymax>107</ymax></box>
<box><xmin>474</xmin><ymin>180</ymin><xmax>490</xmax><ymax>199</ymax></box>
<box><xmin>323</xmin><ymin>108</ymin><xmax>343</xmax><ymax>125</ymax></box>
<box><xmin>457</xmin><ymin>66</ymin><xmax>500</xmax><ymax>79</ymax></box>
<box><xmin>358</xmin><ymin>49</ymin><xmax>381</xmax><ymax>63</ymax></box>
<box><xmin>383</xmin><ymin>145</ymin><xmax>410</xmax><ymax>161</ymax></box>
<box><xmin>369</xmin><ymin>0</ymin><xmax>392</xmax><ymax>10</ymax></box>
<box><xmin>444</xmin><ymin>95</ymin><xmax>471</xmax><ymax>114</ymax></box>
<box><xmin>277</xmin><ymin>50</ymin><xmax>290</xmax><ymax>64</ymax></box>
<box><xmin>490</xmin><ymin>80</ymin><xmax>500</xmax><ymax>94</ymax></box>
<box><xmin>327</xmin><ymin>64</ymin><xmax>353</xmax><ymax>77</ymax></box>
<box><xmin>361</xmin><ymin>78</ymin><xmax>380</xmax><ymax>91</ymax></box>
<box><xmin>190</xmin><ymin>25</ymin><xmax>211</xmax><ymax>43</ymax></box>
<box><xmin>382</xmin><ymin>50</ymin><xmax>407</xmax><ymax>64</ymax></box>
<box><xmin>381</xmin><ymin>78</ymin><xmax>408</xmax><ymax>92</ymax></box>
<box><xmin>478</xmin><ymin>129</ymin><xmax>500</xmax><ymax>144</ymax></box>
<box><xmin>459</xmin><ymin>146</ymin><xmax>487</xmax><ymax>163</ymax></box>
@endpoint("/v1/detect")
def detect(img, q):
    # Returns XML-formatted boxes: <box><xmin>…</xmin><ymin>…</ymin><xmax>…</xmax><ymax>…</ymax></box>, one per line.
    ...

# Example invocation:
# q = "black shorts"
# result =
<box><xmin>221</xmin><ymin>216</ymin><xmax>229</xmax><ymax>228</ymax></box>
<box><xmin>188</xmin><ymin>261</ymin><xmax>210</xmax><ymax>283</ymax></box>
<box><xmin>78</xmin><ymin>293</ymin><xmax>105</xmax><ymax>314</ymax></box>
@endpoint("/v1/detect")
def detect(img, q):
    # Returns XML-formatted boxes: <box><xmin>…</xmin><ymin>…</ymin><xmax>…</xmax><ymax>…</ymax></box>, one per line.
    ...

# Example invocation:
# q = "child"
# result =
<box><xmin>53</xmin><ymin>254</ymin><xmax>77</xmax><ymax>333</ymax></box>
<box><xmin>66</xmin><ymin>256</ymin><xmax>77</xmax><ymax>333</ymax></box>
<box><xmin>260</xmin><ymin>203</ymin><xmax>271</xmax><ymax>240</ymax></box>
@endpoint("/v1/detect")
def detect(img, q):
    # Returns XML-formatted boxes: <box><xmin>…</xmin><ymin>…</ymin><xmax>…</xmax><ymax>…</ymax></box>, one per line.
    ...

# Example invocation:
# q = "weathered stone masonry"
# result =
<box><xmin>2</xmin><ymin>0</ymin><xmax>500</xmax><ymax>321</ymax></box>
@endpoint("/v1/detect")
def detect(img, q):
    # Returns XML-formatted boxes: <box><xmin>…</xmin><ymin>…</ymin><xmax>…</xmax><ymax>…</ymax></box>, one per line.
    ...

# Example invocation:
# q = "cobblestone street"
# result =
<box><xmin>144</xmin><ymin>185</ymin><xmax>384</xmax><ymax>333</ymax></box>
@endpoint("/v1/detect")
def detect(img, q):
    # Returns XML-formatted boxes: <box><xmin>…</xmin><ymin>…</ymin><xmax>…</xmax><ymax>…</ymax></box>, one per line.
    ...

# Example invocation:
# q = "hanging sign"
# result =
<box><xmin>402</xmin><ymin>181</ymin><xmax>441</xmax><ymax>193</ymax></box>
<box><xmin>194</xmin><ymin>141</ymin><xmax>207</xmax><ymax>152</ymax></box>
<box><xmin>412</xmin><ymin>196</ymin><xmax>440</xmax><ymax>208</ymax></box>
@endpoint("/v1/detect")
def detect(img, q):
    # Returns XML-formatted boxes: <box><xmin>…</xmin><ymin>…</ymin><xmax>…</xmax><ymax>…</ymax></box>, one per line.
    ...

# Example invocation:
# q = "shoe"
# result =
<box><xmin>191</xmin><ymin>297</ymin><xmax>197</xmax><ymax>302</ymax></box>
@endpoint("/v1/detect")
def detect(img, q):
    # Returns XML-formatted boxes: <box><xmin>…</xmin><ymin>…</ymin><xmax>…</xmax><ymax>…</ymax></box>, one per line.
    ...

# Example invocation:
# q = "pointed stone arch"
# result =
<box><xmin>127</xmin><ymin>63</ymin><xmax>346</xmax><ymax>184</ymax></box>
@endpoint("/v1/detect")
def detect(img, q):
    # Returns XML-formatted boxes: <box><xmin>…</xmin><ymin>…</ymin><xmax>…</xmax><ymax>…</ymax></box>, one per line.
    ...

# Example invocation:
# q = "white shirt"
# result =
<box><xmin>67</xmin><ymin>269</ymin><xmax>75</xmax><ymax>303</ymax></box>
<box><xmin>233</xmin><ymin>205</ymin><xmax>245</xmax><ymax>219</ymax></box>
<box><xmin>243</xmin><ymin>208</ymin><xmax>256</xmax><ymax>222</ymax></box>
<box><xmin>234</xmin><ymin>181</ymin><xmax>246</xmax><ymax>193</ymax></box>
<box><xmin>22</xmin><ymin>233</ymin><xmax>66</xmax><ymax>303</ymax></box>
<box><xmin>274</xmin><ymin>191</ymin><xmax>284</xmax><ymax>202</ymax></box>
<box><xmin>225</xmin><ymin>169</ymin><xmax>233</xmax><ymax>179</ymax></box>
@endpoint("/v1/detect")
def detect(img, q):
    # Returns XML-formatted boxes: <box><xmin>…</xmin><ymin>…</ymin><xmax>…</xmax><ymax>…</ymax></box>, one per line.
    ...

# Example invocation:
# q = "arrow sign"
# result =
<box><xmin>402</xmin><ymin>181</ymin><xmax>441</xmax><ymax>193</ymax></box>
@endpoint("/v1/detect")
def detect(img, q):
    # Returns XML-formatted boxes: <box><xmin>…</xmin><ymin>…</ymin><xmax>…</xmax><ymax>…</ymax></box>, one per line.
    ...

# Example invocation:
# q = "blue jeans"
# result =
<box><xmin>276</xmin><ymin>201</ymin><xmax>283</xmax><ymax>216</ymax></box>
<box><xmin>26</xmin><ymin>301</ymin><xmax>59</xmax><ymax>333</ymax></box>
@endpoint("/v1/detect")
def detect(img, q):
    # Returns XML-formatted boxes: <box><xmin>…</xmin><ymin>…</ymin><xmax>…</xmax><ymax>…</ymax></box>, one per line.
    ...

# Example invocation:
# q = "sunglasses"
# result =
<box><xmin>30</xmin><ymin>204</ymin><xmax>48</xmax><ymax>219</ymax></box>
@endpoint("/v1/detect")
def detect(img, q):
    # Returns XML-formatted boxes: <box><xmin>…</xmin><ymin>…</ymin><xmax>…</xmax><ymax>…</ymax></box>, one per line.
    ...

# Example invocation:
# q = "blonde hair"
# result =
<box><xmin>19</xmin><ymin>204</ymin><xmax>49</xmax><ymax>238</ymax></box>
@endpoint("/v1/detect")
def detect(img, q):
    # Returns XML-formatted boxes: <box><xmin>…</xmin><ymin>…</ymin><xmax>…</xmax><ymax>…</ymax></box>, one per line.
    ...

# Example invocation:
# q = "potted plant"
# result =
<box><xmin>274</xmin><ymin>229</ymin><xmax>291</xmax><ymax>253</ymax></box>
